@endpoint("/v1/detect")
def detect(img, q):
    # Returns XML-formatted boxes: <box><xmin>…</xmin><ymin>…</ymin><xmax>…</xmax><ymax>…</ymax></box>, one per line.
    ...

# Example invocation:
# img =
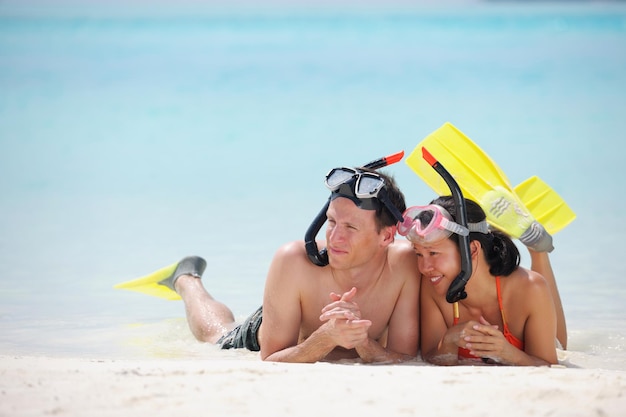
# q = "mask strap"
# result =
<box><xmin>468</xmin><ymin>220</ymin><xmax>490</xmax><ymax>234</ymax></box>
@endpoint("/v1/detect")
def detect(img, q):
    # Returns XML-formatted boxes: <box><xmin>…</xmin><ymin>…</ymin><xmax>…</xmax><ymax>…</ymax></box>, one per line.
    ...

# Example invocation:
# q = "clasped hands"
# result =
<box><xmin>318</xmin><ymin>287</ymin><xmax>372</xmax><ymax>350</ymax></box>
<box><xmin>454</xmin><ymin>316</ymin><xmax>511</xmax><ymax>363</ymax></box>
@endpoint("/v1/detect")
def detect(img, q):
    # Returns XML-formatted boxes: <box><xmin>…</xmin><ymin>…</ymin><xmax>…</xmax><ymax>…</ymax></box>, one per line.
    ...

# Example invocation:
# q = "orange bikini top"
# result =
<box><xmin>454</xmin><ymin>276</ymin><xmax>524</xmax><ymax>360</ymax></box>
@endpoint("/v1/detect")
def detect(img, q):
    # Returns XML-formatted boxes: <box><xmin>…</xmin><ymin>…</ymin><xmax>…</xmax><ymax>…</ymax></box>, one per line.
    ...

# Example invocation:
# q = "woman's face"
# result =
<box><xmin>412</xmin><ymin>238</ymin><xmax>461</xmax><ymax>296</ymax></box>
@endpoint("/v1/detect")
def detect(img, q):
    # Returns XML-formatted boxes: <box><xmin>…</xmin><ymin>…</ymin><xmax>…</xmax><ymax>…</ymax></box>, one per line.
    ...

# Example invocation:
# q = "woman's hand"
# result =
<box><xmin>461</xmin><ymin>316</ymin><xmax>515</xmax><ymax>363</ymax></box>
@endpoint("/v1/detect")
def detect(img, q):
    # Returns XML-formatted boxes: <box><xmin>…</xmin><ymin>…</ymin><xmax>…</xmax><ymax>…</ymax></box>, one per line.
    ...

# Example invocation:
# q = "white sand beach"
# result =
<box><xmin>2</xmin><ymin>354</ymin><xmax>625</xmax><ymax>417</ymax></box>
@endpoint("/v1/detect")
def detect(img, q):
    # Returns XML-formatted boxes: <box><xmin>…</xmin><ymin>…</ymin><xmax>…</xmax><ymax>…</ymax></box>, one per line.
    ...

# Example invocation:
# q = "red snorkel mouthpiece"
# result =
<box><xmin>368</xmin><ymin>150</ymin><xmax>404</xmax><ymax>169</ymax></box>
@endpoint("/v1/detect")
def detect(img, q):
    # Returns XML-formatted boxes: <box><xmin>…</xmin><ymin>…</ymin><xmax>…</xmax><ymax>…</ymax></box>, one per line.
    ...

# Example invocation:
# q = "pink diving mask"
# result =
<box><xmin>397</xmin><ymin>204</ymin><xmax>488</xmax><ymax>245</ymax></box>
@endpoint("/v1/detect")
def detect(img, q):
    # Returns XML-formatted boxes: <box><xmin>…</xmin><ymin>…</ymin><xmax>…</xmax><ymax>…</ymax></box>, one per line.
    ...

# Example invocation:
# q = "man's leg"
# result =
<box><xmin>175</xmin><ymin>274</ymin><xmax>237</xmax><ymax>343</ymax></box>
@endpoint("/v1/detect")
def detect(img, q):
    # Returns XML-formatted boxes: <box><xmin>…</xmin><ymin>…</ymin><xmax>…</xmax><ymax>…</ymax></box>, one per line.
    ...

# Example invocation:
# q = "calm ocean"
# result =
<box><xmin>1</xmin><ymin>1</ymin><xmax>625</xmax><ymax>368</ymax></box>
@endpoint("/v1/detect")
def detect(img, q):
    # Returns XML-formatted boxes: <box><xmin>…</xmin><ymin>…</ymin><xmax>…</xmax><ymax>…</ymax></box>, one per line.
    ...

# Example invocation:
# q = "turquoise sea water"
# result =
<box><xmin>1</xmin><ymin>1</ymin><xmax>625</xmax><ymax>367</ymax></box>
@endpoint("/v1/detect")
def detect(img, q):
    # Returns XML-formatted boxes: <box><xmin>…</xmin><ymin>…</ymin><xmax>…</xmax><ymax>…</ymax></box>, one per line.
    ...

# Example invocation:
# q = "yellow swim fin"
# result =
<box><xmin>114</xmin><ymin>256</ymin><xmax>207</xmax><ymax>300</ymax></box>
<box><xmin>514</xmin><ymin>176</ymin><xmax>576</xmax><ymax>235</ymax></box>
<box><xmin>406</xmin><ymin>122</ymin><xmax>576</xmax><ymax>237</ymax></box>
<box><xmin>114</xmin><ymin>262</ymin><xmax>181</xmax><ymax>300</ymax></box>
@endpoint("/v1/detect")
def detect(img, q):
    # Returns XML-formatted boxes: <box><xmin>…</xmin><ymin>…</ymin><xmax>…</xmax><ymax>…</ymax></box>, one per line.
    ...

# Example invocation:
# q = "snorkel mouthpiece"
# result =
<box><xmin>422</xmin><ymin>147</ymin><xmax>472</xmax><ymax>304</ymax></box>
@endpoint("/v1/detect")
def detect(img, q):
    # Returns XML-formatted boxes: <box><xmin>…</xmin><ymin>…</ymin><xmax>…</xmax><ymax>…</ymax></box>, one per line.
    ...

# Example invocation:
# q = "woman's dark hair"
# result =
<box><xmin>431</xmin><ymin>196</ymin><xmax>520</xmax><ymax>276</ymax></box>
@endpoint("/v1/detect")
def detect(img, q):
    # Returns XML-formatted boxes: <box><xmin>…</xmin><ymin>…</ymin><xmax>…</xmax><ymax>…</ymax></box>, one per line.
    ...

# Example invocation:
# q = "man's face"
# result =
<box><xmin>324</xmin><ymin>197</ymin><xmax>381</xmax><ymax>268</ymax></box>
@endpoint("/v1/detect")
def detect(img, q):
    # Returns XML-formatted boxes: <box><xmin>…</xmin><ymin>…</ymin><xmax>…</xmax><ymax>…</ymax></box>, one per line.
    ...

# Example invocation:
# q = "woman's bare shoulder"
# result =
<box><xmin>507</xmin><ymin>267</ymin><xmax>550</xmax><ymax>290</ymax></box>
<box><xmin>504</xmin><ymin>268</ymin><xmax>552</xmax><ymax>309</ymax></box>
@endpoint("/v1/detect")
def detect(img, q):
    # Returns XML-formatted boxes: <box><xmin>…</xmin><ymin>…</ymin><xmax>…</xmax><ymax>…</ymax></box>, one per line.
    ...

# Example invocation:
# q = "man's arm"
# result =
<box><xmin>374</xmin><ymin>256</ymin><xmax>421</xmax><ymax>362</ymax></box>
<box><xmin>322</xmin><ymin>286</ymin><xmax>416</xmax><ymax>363</ymax></box>
<box><xmin>259</xmin><ymin>242</ymin><xmax>318</xmax><ymax>362</ymax></box>
<box><xmin>259</xmin><ymin>242</ymin><xmax>370</xmax><ymax>363</ymax></box>
<box><xmin>320</xmin><ymin>248</ymin><xmax>421</xmax><ymax>363</ymax></box>
<box><xmin>357</xmin><ymin>248</ymin><xmax>421</xmax><ymax>363</ymax></box>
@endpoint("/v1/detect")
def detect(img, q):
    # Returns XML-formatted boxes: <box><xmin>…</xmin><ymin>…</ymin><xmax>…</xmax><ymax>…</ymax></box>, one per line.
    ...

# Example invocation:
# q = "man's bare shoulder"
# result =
<box><xmin>274</xmin><ymin>240</ymin><xmax>308</xmax><ymax>258</ymax></box>
<box><xmin>386</xmin><ymin>239</ymin><xmax>420</xmax><ymax>279</ymax></box>
<box><xmin>389</xmin><ymin>239</ymin><xmax>415</xmax><ymax>253</ymax></box>
<box><xmin>269</xmin><ymin>240</ymin><xmax>323</xmax><ymax>279</ymax></box>
<box><xmin>388</xmin><ymin>239</ymin><xmax>418</xmax><ymax>263</ymax></box>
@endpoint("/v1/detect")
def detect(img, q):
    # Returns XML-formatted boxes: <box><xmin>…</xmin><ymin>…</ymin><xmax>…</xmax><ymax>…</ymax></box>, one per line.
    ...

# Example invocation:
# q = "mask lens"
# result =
<box><xmin>399</xmin><ymin>205</ymin><xmax>456</xmax><ymax>244</ymax></box>
<box><xmin>325</xmin><ymin>168</ymin><xmax>357</xmax><ymax>190</ymax></box>
<box><xmin>355</xmin><ymin>174</ymin><xmax>384</xmax><ymax>197</ymax></box>
<box><xmin>416</xmin><ymin>209</ymin><xmax>435</xmax><ymax>226</ymax></box>
<box><xmin>324</xmin><ymin>167</ymin><xmax>404</xmax><ymax>223</ymax></box>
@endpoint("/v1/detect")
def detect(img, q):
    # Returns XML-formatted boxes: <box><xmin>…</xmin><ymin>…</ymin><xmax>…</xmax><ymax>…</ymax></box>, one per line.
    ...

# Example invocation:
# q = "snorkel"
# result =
<box><xmin>305</xmin><ymin>151</ymin><xmax>405</xmax><ymax>267</ymax></box>
<box><xmin>421</xmin><ymin>147</ymin><xmax>473</xmax><ymax>304</ymax></box>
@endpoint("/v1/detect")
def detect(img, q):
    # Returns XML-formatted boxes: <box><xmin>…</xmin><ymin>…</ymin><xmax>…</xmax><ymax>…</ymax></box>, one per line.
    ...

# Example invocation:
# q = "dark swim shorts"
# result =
<box><xmin>217</xmin><ymin>305</ymin><xmax>263</xmax><ymax>351</ymax></box>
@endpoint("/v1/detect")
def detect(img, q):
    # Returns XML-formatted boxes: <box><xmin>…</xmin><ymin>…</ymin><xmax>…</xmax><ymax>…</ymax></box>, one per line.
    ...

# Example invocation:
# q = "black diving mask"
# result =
<box><xmin>305</xmin><ymin>152</ymin><xmax>404</xmax><ymax>267</ymax></box>
<box><xmin>325</xmin><ymin>167</ymin><xmax>404</xmax><ymax>223</ymax></box>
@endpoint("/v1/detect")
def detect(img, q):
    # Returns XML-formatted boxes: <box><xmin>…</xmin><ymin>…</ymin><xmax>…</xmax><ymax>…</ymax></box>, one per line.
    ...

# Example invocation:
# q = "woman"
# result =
<box><xmin>400</xmin><ymin>196</ymin><xmax>566</xmax><ymax>366</ymax></box>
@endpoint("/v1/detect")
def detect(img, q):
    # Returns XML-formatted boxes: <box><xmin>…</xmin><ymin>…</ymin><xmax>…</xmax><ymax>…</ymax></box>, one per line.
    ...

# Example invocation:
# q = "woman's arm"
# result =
<box><xmin>420</xmin><ymin>276</ymin><xmax>460</xmax><ymax>365</ymax></box>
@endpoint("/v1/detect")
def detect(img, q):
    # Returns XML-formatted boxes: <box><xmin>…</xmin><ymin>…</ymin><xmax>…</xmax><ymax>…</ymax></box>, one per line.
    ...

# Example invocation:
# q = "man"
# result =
<box><xmin>165</xmin><ymin>167</ymin><xmax>420</xmax><ymax>363</ymax></box>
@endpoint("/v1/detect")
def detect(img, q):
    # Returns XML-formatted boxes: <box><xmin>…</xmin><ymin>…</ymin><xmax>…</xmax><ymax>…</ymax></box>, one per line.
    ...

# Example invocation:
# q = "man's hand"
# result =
<box><xmin>318</xmin><ymin>287</ymin><xmax>371</xmax><ymax>350</ymax></box>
